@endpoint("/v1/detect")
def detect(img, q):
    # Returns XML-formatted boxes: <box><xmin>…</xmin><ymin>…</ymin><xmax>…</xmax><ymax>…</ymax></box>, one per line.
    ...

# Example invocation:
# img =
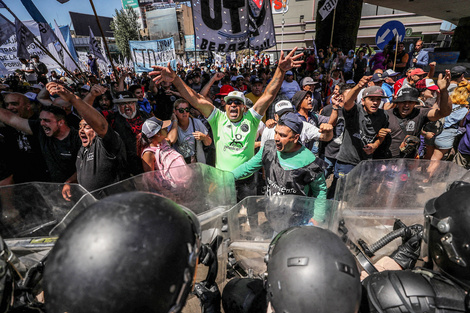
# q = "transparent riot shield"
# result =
<box><xmin>332</xmin><ymin>159</ymin><xmax>467</xmax><ymax>265</ymax></box>
<box><xmin>223</xmin><ymin>195</ymin><xmax>336</xmax><ymax>278</ymax></box>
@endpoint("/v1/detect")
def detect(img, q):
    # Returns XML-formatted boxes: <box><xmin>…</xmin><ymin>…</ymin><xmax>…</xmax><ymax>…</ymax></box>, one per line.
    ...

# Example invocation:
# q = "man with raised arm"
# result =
<box><xmin>151</xmin><ymin>48</ymin><xmax>303</xmax><ymax>200</ymax></box>
<box><xmin>46</xmin><ymin>83</ymin><xmax>129</xmax><ymax>198</ymax></box>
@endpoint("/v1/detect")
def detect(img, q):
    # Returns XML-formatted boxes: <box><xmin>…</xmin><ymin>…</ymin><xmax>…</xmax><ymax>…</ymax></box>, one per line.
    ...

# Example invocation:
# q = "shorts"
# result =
<box><xmin>434</xmin><ymin>128</ymin><xmax>459</xmax><ymax>149</ymax></box>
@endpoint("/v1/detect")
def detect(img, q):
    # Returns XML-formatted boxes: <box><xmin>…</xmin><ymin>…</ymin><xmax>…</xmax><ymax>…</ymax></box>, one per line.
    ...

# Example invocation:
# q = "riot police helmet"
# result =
<box><xmin>425</xmin><ymin>184</ymin><xmax>470</xmax><ymax>288</ymax></box>
<box><xmin>265</xmin><ymin>226</ymin><xmax>361</xmax><ymax>313</ymax></box>
<box><xmin>44</xmin><ymin>191</ymin><xmax>201</xmax><ymax>313</ymax></box>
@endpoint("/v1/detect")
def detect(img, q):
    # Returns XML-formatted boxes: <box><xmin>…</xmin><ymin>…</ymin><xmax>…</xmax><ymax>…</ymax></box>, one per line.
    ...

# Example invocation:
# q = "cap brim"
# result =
<box><xmin>364</xmin><ymin>94</ymin><xmax>388</xmax><ymax>99</ymax></box>
<box><xmin>275</xmin><ymin>108</ymin><xmax>295</xmax><ymax>116</ymax></box>
<box><xmin>427</xmin><ymin>86</ymin><xmax>439</xmax><ymax>91</ymax></box>
<box><xmin>114</xmin><ymin>98</ymin><xmax>138</xmax><ymax>103</ymax></box>
<box><xmin>393</xmin><ymin>97</ymin><xmax>420</xmax><ymax>103</ymax></box>
<box><xmin>224</xmin><ymin>95</ymin><xmax>245</xmax><ymax>104</ymax></box>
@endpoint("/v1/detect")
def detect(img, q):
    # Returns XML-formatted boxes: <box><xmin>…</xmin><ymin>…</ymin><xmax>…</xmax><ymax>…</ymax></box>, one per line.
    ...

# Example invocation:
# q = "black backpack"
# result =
<box><xmin>36</xmin><ymin>62</ymin><xmax>48</xmax><ymax>75</ymax></box>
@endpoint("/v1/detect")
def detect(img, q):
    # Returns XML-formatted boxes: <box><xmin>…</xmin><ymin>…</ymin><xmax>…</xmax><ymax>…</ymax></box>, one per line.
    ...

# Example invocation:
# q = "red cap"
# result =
<box><xmin>410</xmin><ymin>68</ymin><xmax>427</xmax><ymax>76</ymax></box>
<box><xmin>217</xmin><ymin>85</ymin><xmax>235</xmax><ymax>96</ymax></box>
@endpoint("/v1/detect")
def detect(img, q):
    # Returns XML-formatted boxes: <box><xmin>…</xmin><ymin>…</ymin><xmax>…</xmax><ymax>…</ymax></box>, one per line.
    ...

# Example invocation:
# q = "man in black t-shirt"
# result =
<box><xmin>385</xmin><ymin>75</ymin><xmax>452</xmax><ymax>158</ymax></box>
<box><xmin>2</xmin><ymin>92</ymin><xmax>50</xmax><ymax>183</ymax></box>
<box><xmin>46</xmin><ymin>83</ymin><xmax>129</xmax><ymax>197</ymax></box>
<box><xmin>0</xmin><ymin>105</ymin><xmax>80</xmax><ymax>184</ymax></box>
<box><xmin>334</xmin><ymin>77</ymin><xmax>390</xmax><ymax>179</ymax></box>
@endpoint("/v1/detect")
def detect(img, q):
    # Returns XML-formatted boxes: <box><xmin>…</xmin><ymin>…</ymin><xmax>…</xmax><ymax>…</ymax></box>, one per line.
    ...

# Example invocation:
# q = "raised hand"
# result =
<box><xmin>278</xmin><ymin>47</ymin><xmax>304</xmax><ymax>72</ymax></box>
<box><xmin>46</xmin><ymin>82</ymin><xmax>75</xmax><ymax>102</ymax></box>
<box><xmin>150</xmin><ymin>62</ymin><xmax>177</xmax><ymax>84</ymax></box>
<box><xmin>90</xmin><ymin>84</ymin><xmax>107</xmax><ymax>97</ymax></box>
<box><xmin>437</xmin><ymin>69</ymin><xmax>451</xmax><ymax>90</ymax></box>
<box><xmin>213</xmin><ymin>72</ymin><xmax>225</xmax><ymax>81</ymax></box>
<box><xmin>357</xmin><ymin>75</ymin><xmax>372</xmax><ymax>89</ymax></box>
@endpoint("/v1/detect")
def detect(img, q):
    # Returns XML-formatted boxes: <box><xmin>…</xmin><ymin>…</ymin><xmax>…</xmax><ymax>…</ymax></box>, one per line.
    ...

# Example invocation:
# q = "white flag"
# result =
<box><xmin>100</xmin><ymin>36</ymin><xmax>109</xmax><ymax>64</ymax></box>
<box><xmin>54</xmin><ymin>20</ymin><xmax>77</xmax><ymax>71</ymax></box>
<box><xmin>38</xmin><ymin>22</ymin><xmax>56</xmax><ymax>46</ymax></box>
<box><xmin>319</xmin><ymin>0</ymin><xmax>338</xmax><ymax>20</ymax></box>
<box><xmin>88</xmin><ymin>27</ymin><xmax>107</xmax><ymax>62</ymax></box>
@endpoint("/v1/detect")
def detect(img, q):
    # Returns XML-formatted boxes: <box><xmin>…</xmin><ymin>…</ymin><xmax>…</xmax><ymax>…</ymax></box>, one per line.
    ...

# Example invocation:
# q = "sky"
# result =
<box><xmin>1</xmin><ymin>0</ymin><xmax>124</xmax><ymax>27</ymax></box>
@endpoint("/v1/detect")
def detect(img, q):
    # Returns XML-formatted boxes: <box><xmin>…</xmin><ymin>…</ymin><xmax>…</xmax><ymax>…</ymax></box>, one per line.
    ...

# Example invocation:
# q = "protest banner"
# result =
<box><xmin>129</xmin><ymin>37</ymin><xmax>176</xmax><ymax>73</ymax></box>
<box><xmin>0</xmin><ymin>20</ymin><xmax>60</xmax><ymax>74</ymax></box>
<box><xmin>190</xmin><ymin>0</ymin><xmax>276</xmax><ymax>52</ymax></box>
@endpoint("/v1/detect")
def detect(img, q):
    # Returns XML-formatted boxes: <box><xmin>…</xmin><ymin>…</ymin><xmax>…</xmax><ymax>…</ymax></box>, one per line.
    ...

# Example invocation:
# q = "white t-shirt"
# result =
<box><xmin>260</xmin><ymin>121</ymin><xmax>321</xmax><ymax>147</ymax></box>
<box><xmin>22</xmin><ymin>63</ymin><xmax>37</xmax><ymax>82</ymax></box>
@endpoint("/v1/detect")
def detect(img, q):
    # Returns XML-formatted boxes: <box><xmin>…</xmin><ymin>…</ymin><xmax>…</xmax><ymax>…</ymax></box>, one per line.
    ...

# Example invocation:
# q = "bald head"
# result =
<box><xmin>4</xmin><ymin>93</ymin><xmax>32</xmax><ymax>118</ymax></box>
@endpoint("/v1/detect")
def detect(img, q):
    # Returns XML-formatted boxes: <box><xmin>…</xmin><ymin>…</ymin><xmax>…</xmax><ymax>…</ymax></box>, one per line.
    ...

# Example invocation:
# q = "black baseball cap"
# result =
<box><xmin>450</xmin><ymin>66</ymin><xmax>468</xmax><ymax>76</ymax></box>
<box><xmin>393</xmin><ymin>87</ymin><xmax>420</xmax><ymax>103</ymax></box>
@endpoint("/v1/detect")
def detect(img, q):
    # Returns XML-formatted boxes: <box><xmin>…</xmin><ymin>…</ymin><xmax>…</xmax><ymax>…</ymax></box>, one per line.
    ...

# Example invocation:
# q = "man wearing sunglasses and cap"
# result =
<box><xmin>151</xmin><ymin>48</ymin><xmax>304</xmax><ymax>201</ymax></box>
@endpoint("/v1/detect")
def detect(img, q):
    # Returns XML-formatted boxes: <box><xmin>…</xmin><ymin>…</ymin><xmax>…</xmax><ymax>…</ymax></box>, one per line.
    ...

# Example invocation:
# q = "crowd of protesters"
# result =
<box><xmin>0</xmin><ymin>41</ymin><xmax>468</xmax><ymax>220</ymax></box>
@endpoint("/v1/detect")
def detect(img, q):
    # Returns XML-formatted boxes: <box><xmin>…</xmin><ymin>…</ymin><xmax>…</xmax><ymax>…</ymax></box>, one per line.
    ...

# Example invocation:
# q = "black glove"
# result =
<box><xmin>194</xmin><ymin>282</ymin><xmax>221</xmax><ymax>313</ymax></box>
<box><xmin>389</xmin><ymin>225</ymin><xmax>423</xmax><ymax>269</ymax></box>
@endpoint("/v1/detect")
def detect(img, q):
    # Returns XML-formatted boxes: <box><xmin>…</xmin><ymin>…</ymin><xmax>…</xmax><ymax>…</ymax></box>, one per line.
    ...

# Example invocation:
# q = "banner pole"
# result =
<box><xmin>89</xmin><ymin>0</ymin><xmax>118</xmax><ymax>79</ymax></box>
<box><xmin>329</xmin><ymin>5</ymin><xmax>337</xmax><ymax>48</ymax></box>
<box><xmin>393</xmin><ymin>33</ymin><xmax>398</xmax><ymax>71</ymax></box>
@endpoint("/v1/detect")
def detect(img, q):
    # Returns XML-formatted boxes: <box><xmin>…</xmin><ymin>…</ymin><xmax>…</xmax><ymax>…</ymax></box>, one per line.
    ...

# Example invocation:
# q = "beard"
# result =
<box><xmin>119</xmin><ymin>109</ymin><xmax>137</xmax><ymax>119</ymax></box>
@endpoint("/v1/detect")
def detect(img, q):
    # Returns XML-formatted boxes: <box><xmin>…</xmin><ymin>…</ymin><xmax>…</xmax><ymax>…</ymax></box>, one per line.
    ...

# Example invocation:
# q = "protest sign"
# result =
<box><xmin>129</xmin><ymin>37</ymin><xmax>176</xmax><ymax>73</ymax></box>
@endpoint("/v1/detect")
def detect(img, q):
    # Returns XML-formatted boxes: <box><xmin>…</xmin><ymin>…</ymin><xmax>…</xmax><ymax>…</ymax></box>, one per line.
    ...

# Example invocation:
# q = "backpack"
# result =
<box><xmin>36</xmin><ymin>62</ymin><xmax>48</xmax><ymax>75</ymax></box>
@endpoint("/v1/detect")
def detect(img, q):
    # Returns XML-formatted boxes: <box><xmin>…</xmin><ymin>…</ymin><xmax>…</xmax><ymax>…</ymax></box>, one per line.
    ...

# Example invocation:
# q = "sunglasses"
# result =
<box><xmin>227</xmin><ymin>100</ymin><xmax>244</xmax><ymax>105</ymax></box>
<box><xmin>177</xmin><ymin>107</ymin><xmax>191</xmax><ymax>113</ymax></box>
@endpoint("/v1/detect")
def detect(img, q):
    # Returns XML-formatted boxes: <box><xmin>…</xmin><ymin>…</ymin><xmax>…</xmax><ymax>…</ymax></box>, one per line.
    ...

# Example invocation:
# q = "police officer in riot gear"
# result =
<box><xmin>222</xmin><ymin>226</ymin><xmax>362</xmax><ymax>313</ymax></box>
<box><xmin>361</xmin><ymin>183</ymin><xmax>470</xmax><ymax>312</ymax></box>
<box><xmin>44</xmin><ymin>192</ymin><xmax>202</xmax><ymax>313</ymax></box>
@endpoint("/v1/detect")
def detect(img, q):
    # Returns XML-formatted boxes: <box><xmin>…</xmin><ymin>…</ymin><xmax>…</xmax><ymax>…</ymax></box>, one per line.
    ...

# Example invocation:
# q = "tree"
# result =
<box><xmin>315</xmin><ymin>0</ymin><xmax>363</xmax><ymax>53</ymax></box>
<box><xmin>111</xmin><ymin>7</ymin><xmax>141</xmax><ymax>59</ymax></box>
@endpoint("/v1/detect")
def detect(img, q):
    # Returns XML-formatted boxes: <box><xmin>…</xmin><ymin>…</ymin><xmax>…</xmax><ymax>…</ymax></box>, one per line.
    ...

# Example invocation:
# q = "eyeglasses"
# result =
<box><xmin>226</xmin><ymin>100</ymin><xmax>244</xmax><ymax>105</ymax></box>
<box><xmin>177</xmin><ymin>107</ymin><xmax>191</xmax><ymax>113</ymax></box>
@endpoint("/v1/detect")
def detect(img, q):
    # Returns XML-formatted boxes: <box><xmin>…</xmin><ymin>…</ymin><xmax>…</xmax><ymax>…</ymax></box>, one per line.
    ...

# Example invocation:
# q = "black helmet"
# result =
<box><xmin>425</xmin><ymin>185</ymin><xmax>470</xmax><ymax>288</ymax></box>
<box><xmin>265</xmin><ymin>226</ymin><xmax>361</xmax><ymax>313</ymax></box>
<box><xmin>44</xmin><ymin>192</ymin><xmax>201</xmax><ymax>313</ymax></box>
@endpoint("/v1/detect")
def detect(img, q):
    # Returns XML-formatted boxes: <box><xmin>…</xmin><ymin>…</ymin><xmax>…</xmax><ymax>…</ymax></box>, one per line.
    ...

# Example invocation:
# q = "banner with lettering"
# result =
<box><xmin>0</xmin><ymin>20</ymin><xmax>60</xmax><ymax>74</ymax></box>
<box><xmin>190</xmin><ymin>0</ymin><xmax>276</xmax><ymax>52</ymax></box>
<box><xmin>129</xmin><ymin>37</ymin><xmax>176</xmax><ymax>73</ymax></box>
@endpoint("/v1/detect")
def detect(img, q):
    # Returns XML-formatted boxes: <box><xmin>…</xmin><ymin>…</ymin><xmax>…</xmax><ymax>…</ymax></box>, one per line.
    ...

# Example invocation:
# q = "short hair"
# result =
<box><xmin>128</xmin><ymin>84</ymin><xmax>142</xmax><ymax>95</ymax></box>
<box><xmin>174</xmin><ymin>98</ymin><xmax>189</xmax><ymax>109</ymax></box>
<box><xmin>4</xmin><ymin>92</ymin><xmax>29</xmax><ymax>105</ymax></box>
<box><xmin>41</xmin><ymin>105</ymin><xmax>67</xmax><ymax>121</ymax></box>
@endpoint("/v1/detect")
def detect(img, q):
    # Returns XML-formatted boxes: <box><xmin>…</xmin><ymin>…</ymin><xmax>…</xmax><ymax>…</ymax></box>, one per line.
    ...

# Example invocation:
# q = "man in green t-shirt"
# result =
<box><xmin>151</xmin><ymin>48</ymin><xmax>304</xmax><ymax>200</ymax></box>
<box><xmin>232</xmin><ymin>112</ymin><xmax>328</xmax><ymax>223</ymax></box>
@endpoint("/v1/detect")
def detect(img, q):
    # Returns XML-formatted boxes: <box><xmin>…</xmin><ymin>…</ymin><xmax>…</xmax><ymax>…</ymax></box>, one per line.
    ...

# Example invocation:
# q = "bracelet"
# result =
<box><xmin>332</xmin><ymin>107</ymin><xmax>340</xmax><ymax>111</ymax></box>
